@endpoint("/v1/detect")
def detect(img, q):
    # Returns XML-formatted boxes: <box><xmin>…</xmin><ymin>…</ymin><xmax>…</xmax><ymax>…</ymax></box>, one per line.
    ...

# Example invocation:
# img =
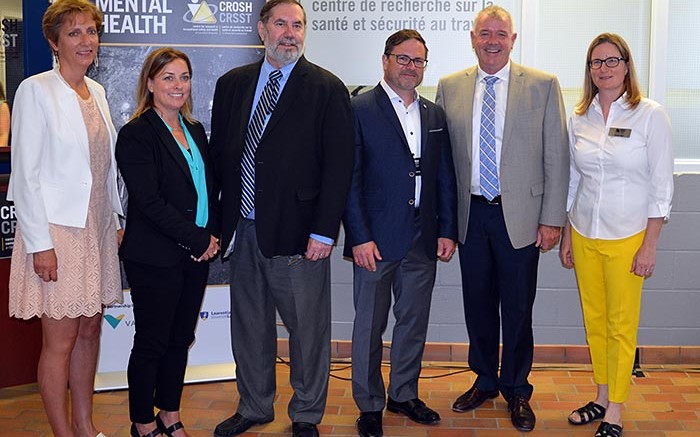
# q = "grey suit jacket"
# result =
<box><xmin>436</xmin><ymin>62</ymin><xmax>569</xmax><ymax>249</ymax></box>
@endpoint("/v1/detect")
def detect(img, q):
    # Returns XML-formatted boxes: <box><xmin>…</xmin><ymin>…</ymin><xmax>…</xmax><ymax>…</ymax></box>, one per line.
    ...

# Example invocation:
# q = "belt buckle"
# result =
<box><xmin>486</xmin><ymin>195</ymin><xmax>501</xmax><ymax>205</ymax></box>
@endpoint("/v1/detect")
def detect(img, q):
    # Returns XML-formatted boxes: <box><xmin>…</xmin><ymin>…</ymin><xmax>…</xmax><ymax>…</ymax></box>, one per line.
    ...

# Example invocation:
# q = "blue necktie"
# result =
<box><xmin>479</xmin><ymin>76</ymin><xmax>499</xmax><ymax>201</ymax></box>
<box><xmin>240</xmin><ymin>69</ymin><xmax>282</xmax><ymax>218</ymax></box>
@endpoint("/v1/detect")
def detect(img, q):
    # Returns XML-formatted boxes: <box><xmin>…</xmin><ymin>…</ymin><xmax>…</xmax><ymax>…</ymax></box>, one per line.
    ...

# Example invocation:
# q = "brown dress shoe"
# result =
<box><xmin>452</xmin><ymin>386</ymin><xmax>499</xmax><ymax>412</ymax></box>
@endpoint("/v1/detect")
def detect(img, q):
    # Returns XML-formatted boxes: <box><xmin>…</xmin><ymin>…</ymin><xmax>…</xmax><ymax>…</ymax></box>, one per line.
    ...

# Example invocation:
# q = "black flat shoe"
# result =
<box><xmin>155</xmin><ymin>413</ymin><xmax>184</xmax><ymax>437</ymax></box>
<box><xmin>386</xmin><ymin>397</ymin><xmax>440</xmax><ymax>425</ymax></box>
<box><xmin>508</xmin><ymin>395</ymin><xmax>536</xmax><ymax>432</ymax></box>
<box><xmin>130</xmin><ymin>423</ymin><xmax>161</xmax><ymax>437</ymax></box>
<box><xmin>568</xmin><ymin>401</ymin><xmax>606</xmax><ymax>425</ymax></box>
<box><xmin>452</xmin><ymin>386</ymin><xmax>499</xmax><ymax>412</ymax></box>
<box><xmin>595</xmin><ymin>422</ymin><xmax>623</xmax><ymax>437</ymax></box>
<box><xmin>356</xmin><ymin>411</ymin><xmax>383</xmax><ymax>437</ymax></box>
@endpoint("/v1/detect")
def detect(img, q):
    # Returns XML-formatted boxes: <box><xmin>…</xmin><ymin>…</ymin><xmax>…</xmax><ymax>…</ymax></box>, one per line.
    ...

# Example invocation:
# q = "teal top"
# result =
<box><xmin>162</xmin><ymin>114</ymin><xmax>209</xmax><ymax>228</ymax></box>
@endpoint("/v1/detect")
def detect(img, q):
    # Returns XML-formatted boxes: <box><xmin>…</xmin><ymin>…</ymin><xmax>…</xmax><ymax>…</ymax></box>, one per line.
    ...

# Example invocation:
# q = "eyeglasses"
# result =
<box><xmin>589</xmin><ymin>56</ymin><xmax>627</xmax><ymax>69</ymax></box>
<box><xmin>385</xmin><ymin>53</ymin><xmax>428</xmax><ymax>68</ymax></box>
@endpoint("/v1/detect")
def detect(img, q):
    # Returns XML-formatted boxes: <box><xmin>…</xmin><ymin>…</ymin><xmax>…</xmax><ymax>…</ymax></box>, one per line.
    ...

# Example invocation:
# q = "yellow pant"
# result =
<box><xmin>571</xmin><ymin>228</ymin><xmax>645</xmax><ymax>403</ymax></box>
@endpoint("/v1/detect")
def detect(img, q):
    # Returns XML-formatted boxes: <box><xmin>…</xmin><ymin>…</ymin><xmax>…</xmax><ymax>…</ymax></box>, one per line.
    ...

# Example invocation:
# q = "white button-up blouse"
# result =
<box><xmin>567</xmin><ymin>94</ymin><xmax>674</xmax><ymax>240</ymax></box>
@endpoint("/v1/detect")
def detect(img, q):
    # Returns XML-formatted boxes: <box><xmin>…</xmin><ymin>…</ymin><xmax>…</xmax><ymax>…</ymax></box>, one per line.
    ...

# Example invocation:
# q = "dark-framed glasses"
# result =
<box><xmin>589</xmin><ymin>56</ymin><xmax>627</xmax><ymax>69</ymax></box>
<box><xmin>385</xmin><ymin>53</ymin><xmax>428</xmax><ymax>68</ymax></box>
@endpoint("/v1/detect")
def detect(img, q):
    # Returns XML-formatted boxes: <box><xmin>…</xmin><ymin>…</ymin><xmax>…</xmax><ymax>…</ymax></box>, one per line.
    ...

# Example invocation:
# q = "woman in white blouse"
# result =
<box><xmin>560</xmin><ymin>33</ymin><xmax>673</xmax><ymax>437</ymax></box>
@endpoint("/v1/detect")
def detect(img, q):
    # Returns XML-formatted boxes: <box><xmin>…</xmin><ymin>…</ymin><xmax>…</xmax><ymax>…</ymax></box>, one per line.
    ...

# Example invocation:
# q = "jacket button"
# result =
<box><xmin>408</xmin><ymin>199</ymin><xmax>415</xmax><ymax>206</ymax></box>
<box><xmin>409</xmin><ymin>171</ymin><xmax>415</xmax><ymax>177</ymax></box>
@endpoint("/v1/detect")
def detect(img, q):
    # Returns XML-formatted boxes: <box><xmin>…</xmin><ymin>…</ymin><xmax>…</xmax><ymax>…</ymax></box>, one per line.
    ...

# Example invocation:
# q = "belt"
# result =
<box><xmin>471</xmin><ymin>194</ymin><xmax>502</xmax><ymax>205</ymax></box>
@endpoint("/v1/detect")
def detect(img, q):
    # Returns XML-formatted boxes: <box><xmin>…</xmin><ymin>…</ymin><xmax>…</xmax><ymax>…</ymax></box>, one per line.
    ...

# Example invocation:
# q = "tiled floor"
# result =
<box><xmin>1</xmin><ymin>362</ymin><xmax>699</xmax><ymax>436</ymax></box>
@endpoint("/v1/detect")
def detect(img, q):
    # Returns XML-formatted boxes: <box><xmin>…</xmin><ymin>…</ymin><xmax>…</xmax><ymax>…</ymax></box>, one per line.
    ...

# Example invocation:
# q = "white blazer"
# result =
<box><xmin>8</xmin><ymin>68</ymin><xmax>123</xmax><ymax>254</ymax></box>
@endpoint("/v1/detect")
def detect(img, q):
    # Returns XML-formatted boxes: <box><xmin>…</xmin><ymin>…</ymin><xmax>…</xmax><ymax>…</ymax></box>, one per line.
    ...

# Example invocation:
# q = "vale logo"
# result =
<box><xmin>104</xmin><ymin>314</ymin><xmax>125</xmax><ymax>329</ymax></box>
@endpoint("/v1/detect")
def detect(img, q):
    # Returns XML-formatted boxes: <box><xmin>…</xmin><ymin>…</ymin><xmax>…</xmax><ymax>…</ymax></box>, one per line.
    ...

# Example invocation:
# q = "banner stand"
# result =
<box><xmin>95</xmin><ymin>363</ymin><xmax>236</xmax><ymax>392</ymax></box>
<box><xmin>97</xmin><ymin>285</ymin><xmax>236</xmax><ymax>392</ymax></box>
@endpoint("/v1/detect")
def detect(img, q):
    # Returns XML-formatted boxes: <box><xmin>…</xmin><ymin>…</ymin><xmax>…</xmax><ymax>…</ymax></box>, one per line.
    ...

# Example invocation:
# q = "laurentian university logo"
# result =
<box><xmin>104</xmin><ymin>314</ymin><xmax>125</xmax><ymax>329</ymax></box>
<box><xmin>200</xmin><ymin>311</ymin><xmax>210</xmax><ymax>320</ymax></box>
<box><xmin>184</xmin><ymin>0</ymin><xmax>218</xmax><ymax>24</ymax></box>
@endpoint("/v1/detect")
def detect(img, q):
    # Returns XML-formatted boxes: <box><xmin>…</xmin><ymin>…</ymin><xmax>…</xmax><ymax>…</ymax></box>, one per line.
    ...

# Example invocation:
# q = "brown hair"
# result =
<box><xmin>131</xmin><ymin>48</ymin><xmax>195</xmax><ymax>124</ymax></box>
<box><xmin>42</xmin><ymin>0</ymin><xmax>102</xmax><ymax>45</ymax></box>
<box><xmin>575</xmin><ymin>33</ymin><xmax>642</xmax><ymax>115</ymax></box>
<box><xmin>383</xmin><ymin>29</ymin><xmax>428</xmax><ymax>58</ymax></box>
<box><xmin>260</xmin><ymin>0</ymin><xmax>306</xmax><ymax>24</ymax></box>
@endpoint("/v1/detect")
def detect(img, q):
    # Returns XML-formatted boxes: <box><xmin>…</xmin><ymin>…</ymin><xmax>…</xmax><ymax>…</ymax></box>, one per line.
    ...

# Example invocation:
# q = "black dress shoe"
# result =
<box><xmin>356</xmin><ymin>411</ymin><xmax>383</xmax><ymax>437</ymax></box>
<box><xmin>292</xmin><ymin>422</ymin><xmax>319</xmax><ymax>437</ymax></box>
<box><xmin>386</xmin><ymin>398</ymin><xmax>440</xmax><ymax>425</ymax></box>
<box><xmin>214</xmin><ymin>413</ymin><xmax>272</xmax><ymax>437</ymax></box>
<box><xmin>452</xmin><ymin>386</ymin><xmax>499</xmax><ymax>412</ymax></box>
<box><xmin>508</xmin><ymin>395</ymin><xmax>536</xmax><ymax>432</ymax></box>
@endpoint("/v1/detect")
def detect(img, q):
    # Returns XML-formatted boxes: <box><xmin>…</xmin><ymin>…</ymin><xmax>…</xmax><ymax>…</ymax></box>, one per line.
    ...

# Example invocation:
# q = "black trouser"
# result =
<box><xmin>124</xmin><ymin>258</ymin><xmax>208</xmax><ymax>423</ymax></box>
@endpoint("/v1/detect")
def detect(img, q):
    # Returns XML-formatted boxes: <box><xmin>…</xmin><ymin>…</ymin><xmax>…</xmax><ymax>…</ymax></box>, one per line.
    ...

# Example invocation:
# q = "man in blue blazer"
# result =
<box><xmin>343</xmin><ymin>30</ymin><xmax>458</xmax><ymax>437</ymax></box>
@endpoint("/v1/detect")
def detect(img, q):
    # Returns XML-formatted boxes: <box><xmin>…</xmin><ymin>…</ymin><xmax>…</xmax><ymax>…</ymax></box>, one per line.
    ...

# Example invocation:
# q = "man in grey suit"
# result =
<box><xmin>435</xmin><ymin>5</ymin><xmax>568</xmax><ymax>432</ymax></box>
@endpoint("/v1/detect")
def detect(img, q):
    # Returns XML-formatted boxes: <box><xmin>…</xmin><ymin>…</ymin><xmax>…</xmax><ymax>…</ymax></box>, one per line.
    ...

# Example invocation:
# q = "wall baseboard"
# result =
<box><xmin>276</xmin><ymin>339</ymin><xmax>700</xmax><ymax>365</ymax></box>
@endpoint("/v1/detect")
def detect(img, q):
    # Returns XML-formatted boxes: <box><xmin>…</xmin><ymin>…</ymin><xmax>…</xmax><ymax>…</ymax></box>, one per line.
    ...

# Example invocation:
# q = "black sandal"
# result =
<box><xmin>595</xmin><ymin>421</ymin><xmax>623</xmax><ymax>437</ymax></box>
<box><xmin>130</xmin><ymin>424</ymin><xmax>161</xmax><ymax>437</ymax></box>
<box><xmin>155</xmin><ymin>414</ymin><xmax>185</xmax><ymax>437</ymax></box>
<box><xmin>568</xmin><ymin>401</ymin><xmax>606</xmax><ymax>425</ymax></box>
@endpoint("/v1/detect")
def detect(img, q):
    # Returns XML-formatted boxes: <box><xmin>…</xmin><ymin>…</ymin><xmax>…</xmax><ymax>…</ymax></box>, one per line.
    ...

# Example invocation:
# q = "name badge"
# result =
<box><xmin>609</xmin><ymin>127</ymin><xmax>632</xmax><ymax>138</ymax></box>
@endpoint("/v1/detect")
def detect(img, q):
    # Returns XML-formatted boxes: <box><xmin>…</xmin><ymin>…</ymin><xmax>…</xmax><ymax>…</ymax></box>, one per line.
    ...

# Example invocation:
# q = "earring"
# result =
<box><xmin>52</xmin><ymin>51</ymin><xmax>59</xmax><ymax>69</ymax></box>
<box><xmin>93</xmin><ymin>53</ymin><xmax>99</xmax><ymax>69</ymax></box>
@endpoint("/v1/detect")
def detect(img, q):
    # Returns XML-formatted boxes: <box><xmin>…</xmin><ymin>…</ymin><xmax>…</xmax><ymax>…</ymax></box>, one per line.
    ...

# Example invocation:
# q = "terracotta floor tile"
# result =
<box><xmin>1</xmin><ymin>362</ymin><xmax>698</xmax><ymax>436</ymax></box>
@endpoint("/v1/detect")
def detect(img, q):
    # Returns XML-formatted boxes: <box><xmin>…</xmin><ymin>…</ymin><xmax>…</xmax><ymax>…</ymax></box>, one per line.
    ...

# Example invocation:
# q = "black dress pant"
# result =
<box><xmin>124</xmin><ymin>258</ymin><xmax>209</xmax><ymax>423</ymax></box>
<box><xmin>458</xmin><ymin>200</ymin><xmax>539</xmax><ymax>401</ymax></box>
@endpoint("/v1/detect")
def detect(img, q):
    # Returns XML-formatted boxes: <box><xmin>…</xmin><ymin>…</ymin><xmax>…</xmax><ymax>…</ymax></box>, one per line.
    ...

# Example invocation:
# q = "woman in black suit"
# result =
<box><xmin>116</xmin><ymin>48</ymin><xmax>220</xmax><ymax>437</ymax></box>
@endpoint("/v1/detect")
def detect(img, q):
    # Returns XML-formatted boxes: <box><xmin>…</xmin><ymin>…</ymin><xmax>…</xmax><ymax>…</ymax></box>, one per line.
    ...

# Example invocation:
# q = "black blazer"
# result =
<box><xmin>343</xmin><ymin>85</ymin><xmax>458</xmax><ymax>261</ymax></box>
<box><xmin>210</xmin><ymin>56</ymin><xmax>355</xmax><ymax>258</ymax></box>
<box><xmin>116</xmin><ymin>108</ymin><xmax>220</xmax><ymax>267</ymax></box>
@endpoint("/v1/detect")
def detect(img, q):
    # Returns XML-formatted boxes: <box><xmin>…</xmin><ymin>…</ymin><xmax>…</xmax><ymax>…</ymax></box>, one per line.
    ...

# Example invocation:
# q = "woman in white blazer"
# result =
<box><xmin>7</xmin><ymin>1</ymin><xmax>122</xmax><ymax>436</ymax></box>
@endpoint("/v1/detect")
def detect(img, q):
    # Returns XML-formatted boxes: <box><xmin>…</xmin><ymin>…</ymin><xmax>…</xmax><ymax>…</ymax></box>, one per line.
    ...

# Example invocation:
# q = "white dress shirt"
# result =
<box><xmin>567</xmin><ymin>94</ymin><xmax>674</xmax><ymax>240</ymax></box>
<box><xmin>380</xmin><ymin>80</ymin><xmax>422</xmax><ymax>207</ymax></box>
<box><xmin>471</xmin><ymin>63</ymin><xmax>510</xmax><ymax>195</ymax></box>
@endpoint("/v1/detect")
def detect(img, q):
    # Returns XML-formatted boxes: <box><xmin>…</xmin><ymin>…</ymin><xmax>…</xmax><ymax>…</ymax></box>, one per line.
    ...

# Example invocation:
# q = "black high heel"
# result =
<box><xmin>130</xmin><ymin>423</ymin><xmax>162</xmax><ymax>437</ymax></box>
<box><xmin>155</xmin><ymin>413</ymin><xmax>185</xmax><ymax>437</ymax></box>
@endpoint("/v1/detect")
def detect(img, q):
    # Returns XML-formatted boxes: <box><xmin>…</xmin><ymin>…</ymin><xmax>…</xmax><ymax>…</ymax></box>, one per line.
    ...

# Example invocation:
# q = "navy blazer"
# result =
<box><xmin>343</xmin><ymin>85</ymin><xmax>457</xmax><ymax>262</ymax></box>
<box><xmin>116</xmin><ymin>108</ymin><xmax>220</xmax><ymax>267</ymax></box>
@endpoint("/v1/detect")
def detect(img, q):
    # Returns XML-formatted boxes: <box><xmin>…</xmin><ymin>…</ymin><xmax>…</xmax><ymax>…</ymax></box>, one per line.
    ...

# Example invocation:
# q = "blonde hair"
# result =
<box><xmin>575</xmin><ymin>33</ymin><xmax>642</xmax><ymax>115</ymax></box>
<box><xmin>131</xmin><ymin>48</ymin><xmax>195</xmax><ymax>124</ymax></box>
<box><xmin>42</xmin><ymin>0</ymin><xmax>102</xmax><ymax>45</ymax></box>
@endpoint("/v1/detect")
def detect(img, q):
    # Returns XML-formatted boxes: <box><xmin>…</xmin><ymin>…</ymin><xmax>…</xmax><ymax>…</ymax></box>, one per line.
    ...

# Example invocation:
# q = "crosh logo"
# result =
<box><xmin>104</xmin><ymin>314</ymin><xmax>125</xmax><ymax>329</ymax></box>
<box><xmin>184</xmin><ymin>0</ymin><xmax>218</xmax><ymax>24</ymax></box>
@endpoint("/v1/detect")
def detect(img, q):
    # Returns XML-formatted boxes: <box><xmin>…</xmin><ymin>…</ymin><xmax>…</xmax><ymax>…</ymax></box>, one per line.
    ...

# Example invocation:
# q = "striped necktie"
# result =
<box><xmin>479</xmin><ymin>75</ymin><xmax>499</xmax><ymax>201</ymax></box>
<box><xmin>240</xmin><ymin>69</ymin><xmax>282</xmax><ymax>218</ymax></box>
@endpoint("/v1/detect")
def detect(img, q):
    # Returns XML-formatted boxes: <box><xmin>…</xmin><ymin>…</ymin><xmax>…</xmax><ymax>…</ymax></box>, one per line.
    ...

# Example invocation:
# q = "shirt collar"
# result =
<box><xmin>476</xmin><ymin>61</ymin><xmax>511</xmax><ymax>84</ymax></box>
<box><xmin>261</xmin><ymin>57</ymin><xmax>298</xmax><ymax>79</ymax></box>
<box><xmin>379</xmin><ymin>79</ymin><xmax>420</xmax><ymax>107</ymax></box>
<box><xmin>592</xmin><ymin>91</ymin><xmax>632</xmax><ymax>113</ymax></box>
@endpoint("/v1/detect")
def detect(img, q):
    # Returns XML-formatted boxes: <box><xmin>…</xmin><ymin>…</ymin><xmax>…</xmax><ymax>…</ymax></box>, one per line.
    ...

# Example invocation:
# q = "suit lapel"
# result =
<box><xmin>259</xmin><ymin>57</ymin><xmax>306</xmax><ymax>142</ymax></box>
<box><xmin>237</xmin><ymin>62</ymin><xmax>262</xmax><ymax>142</ymax></box>
<box><xmin>374</xmin><ymin>85</ymin><xmax>410</xmax><ymax>151</ymax></box>
<box><xmin>56</xmin><ymin>82</ymin><xmax>90</xmax><ymax>160</ymax></box>
<box><xmin>463</xmin><ymin>67</ymin><xmax>477</xmax><ymax>165</ymax></box>
<box><xmin>502</xmin><ymin>63</ymin><xmax>525</xmax><ymax>156</ymax></box>
<box><xmin>144</xmin><ymin>109</ymin><xmax>193</xmax><ymax>187</ymax></box>
<box><xmin>419</xmin><ymin>97</ymin><xmax>429</xmax><ymax>157</ymax></box>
